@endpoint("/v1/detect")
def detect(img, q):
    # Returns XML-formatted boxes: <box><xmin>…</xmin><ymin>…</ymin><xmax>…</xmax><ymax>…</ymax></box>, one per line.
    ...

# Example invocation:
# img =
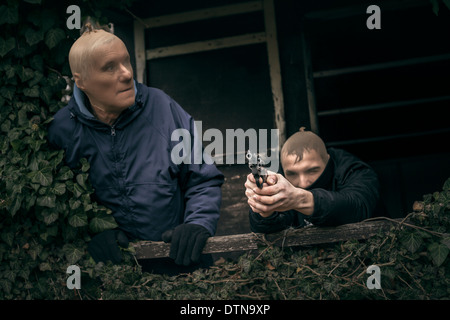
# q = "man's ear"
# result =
<box><xmin>73</xmin><ymin>73</ymin><xmax>85</xmax><ymax>90</ymax></box>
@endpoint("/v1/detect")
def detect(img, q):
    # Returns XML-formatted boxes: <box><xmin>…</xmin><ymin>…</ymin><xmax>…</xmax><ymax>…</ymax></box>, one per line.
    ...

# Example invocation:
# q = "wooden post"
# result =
<box><xmin>263</xmin><ymin>0</ymin><xmax>286</xmax><ymax>146</ymax></box>
<box><xmin>133</xmin><ymin>20</ymin><xmax>146</xmax><ymax>84</ymax></box>
<box><xmin>301</xmin><ymin>28</ymin><xmax>319</xmax><ymax>134</ymax></box>
<box><xmin>132</xmin><ymin>218</ymin><xmax>402</xmax><ymax>260</ymax></box>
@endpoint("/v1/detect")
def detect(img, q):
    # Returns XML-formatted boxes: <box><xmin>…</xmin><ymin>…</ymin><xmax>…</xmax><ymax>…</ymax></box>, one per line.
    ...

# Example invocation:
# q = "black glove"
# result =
<box><xmin>88</xmin><ymin>229</ymin><xmax>129</xmax><ymax>264</ymax></box>
<box><xmin>161</xmin><ymin>224</ymin><xmax>210</xmax><ymax>266</ymax></box>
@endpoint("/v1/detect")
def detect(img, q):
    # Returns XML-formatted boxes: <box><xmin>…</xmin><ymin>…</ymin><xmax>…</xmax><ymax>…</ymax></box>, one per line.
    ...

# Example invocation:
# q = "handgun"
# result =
<box><xmin>246</xmin><ymin>150</ymin><xmax>268</xmax><ymax>189</ymax></box>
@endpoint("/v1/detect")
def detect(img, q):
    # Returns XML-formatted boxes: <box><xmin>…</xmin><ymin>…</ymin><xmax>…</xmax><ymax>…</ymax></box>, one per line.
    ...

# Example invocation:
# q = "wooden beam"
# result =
<box><xmin>317</xmin><ymin>95</ymin><xmax>450</xmax><ymax>117</ymax></box>
<box><xmin>141</xmin><ymin>1</ymin><xmax>263</xmax><ymax>29</ymax></box>
<box><xmin>133</xmin><ymin>20</ymin><xmax>146</xmax><ymax>84</ymax></box>
<box><xmin>146</xmin><ymin>32</ymin><xmax>266</xmax><ymax>60</ymax></box>
<box><xmin>313</xmin><ymin>54</ymin><xmax>450</xmax><ymax>79</ymax></box>
<box><xmin>263</xmin><ymin>0</ymin><xmax>286</xmax><ymax>146</ymax></box>
<box><xmin>132</xmin><ymin>218</ymin><xmax>402</xmax><ymax>260</ymax></box>
<box><xmin>325</xmin><ymin>128</ymin><xmax>450</xmax><ymax>147</ymax></box>
<box><xmin>304</xmin><ymin>0</ymin><xmax>427</xmax><ymax>21</ymax></box>
<box><xmin>301</xmin><ymin>28</ymin><xmax>319</xmax><ymax>134</ymax></box>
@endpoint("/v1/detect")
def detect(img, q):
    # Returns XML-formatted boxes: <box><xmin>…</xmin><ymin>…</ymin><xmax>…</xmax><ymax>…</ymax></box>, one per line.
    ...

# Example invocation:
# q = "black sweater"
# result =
<box><xmin>249</xmin><ymin>148</ymin><xmax>383</xmax><ymax>233</ymax></box>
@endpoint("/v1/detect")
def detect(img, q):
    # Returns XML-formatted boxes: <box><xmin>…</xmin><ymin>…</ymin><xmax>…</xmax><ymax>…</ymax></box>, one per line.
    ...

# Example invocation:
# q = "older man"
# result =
<box><xmin>48</xmin><ymin>28</ymin><xmax>224</xmax><ymax>270</ymax></box>
<box><xmin>245</xmin><ymin>128</ymin><xmax>384</xmax><ymax>233</ymax></box>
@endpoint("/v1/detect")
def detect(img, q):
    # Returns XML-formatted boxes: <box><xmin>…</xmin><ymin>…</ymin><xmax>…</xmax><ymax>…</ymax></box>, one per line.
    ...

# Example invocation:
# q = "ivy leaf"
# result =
<box><xmin>90</xmin><ymin>214</ymin><xmax>118</xmax><ymax>233</ymax></box>
<box><xmin>56</xmin><ymin>166</ymin><xmax>74</xmax><ymax>181</ymax></box>
<box><xmin>430</xmin><ymin>0</ymin><xmax>440</xmax><ymax>15</ymax></box>
<box><xmin>31</xmin><ymin>166</ymin><xmax>53</xmax><ymax>186</ymax></box>
<box><xmin>443</xmin><ymin>177</ymin><xmax>450</xmax><ymax>192</ymax></box>
<box><xmin>24</xmin><ymin>28</ymin><xmax>44</xmax><ymax>46</ymax></box>
<box><xmin>0</xmin><ymin>4</ymin><xmax>18</xmax><ymax>25</ymax></box>
<box><xmin>42</xmin><ymin>209</ymin><xmax>59</xmax><ymax>225</ymax></box>
<box><xmin>1</xmin><ymin>232</ymin><xmax>14</xmax><ymax>247</ymax></box>
<box><xmin>80</xmin><ymin>158</ymin><xmax>90</xmax><ymax>172</ymax></box>
<box><xmin>39</xmin><ymin>262</ymin><xmax>52</xmax><ymax>272</ymax></box>
<box><xmin>39</xmin><ymin>86</ymin><xmax>52</xmax><ymax>105</ymax></box>
<box><xmin>4</xmin><ymin>64</ymin><xmax>15</xmax><ymax>78</ymax></box>
<box><xmin>428</xmin><ymin>242</ymin><xmax>449</xmax><ymax>267</ymax></box>
<box><xmin>28</xmin><ymin>243</ymin><xmax>43</xmax><ymax>261</ymax></box>
<box><xmin>9</xmin><ymin>195</ymin><xmax>22</xmax><ymax>217</ymax></box>
<box><xmin>52</xmin><ymin>182</ymin><xmax>66</xmax><ymax>195</ymax></box>
<box><xmin>73</xmin><ymin>183</ymin><xmax>84</xmax><ymax>198</ymax></box>
<box><xmin>37</xmin><ymin>194</ymin><xmax>56</xmax><ymax>208</ymax></box>
<box><xmin>76</xmin><ymin>173</ymin><xmax>88</xmax><ymax>190</ymax></box>
<box><xmin>0</xmin><ymin>86</ymin><xmax>14</xmax><ymax>100</ymax></box>
<box><xmin>68</xmin><ymin>212</ymin><xmax>88</xmax><ymax>228</ymax></box>
<box><xmin>444</xmin><ymin>0</ymin><xmax>450</xmax><ymax>11</ymax></box>
<box><xmin>441</xmin><ymin>234</ymin><xmax>450</xmax><ymax>249</ymax></box>
<box><xmin>63</xmin><ymin>243</ymin><xmax>84</xmax><ymax>265</ymax></box>
<box><xmin>0</xmin><ymin>37</ymin><xmax>15</xmax><ymax>57</ymax></box>
<box><xmin>16</xmin><ymin>66</ymin><xmax>35</xmax><ymax>82</ymax></box>
<box><xmin>23</xmin><ymin>85</ymin><xmax>40</xmax><ymax>98</ymax></box>
<box><xmin>401</xmin><ymin>231</ymin><xmax>423</xmax><ymax>253</ymax></box>
<box><xmin>3</xmin><ymin>269</ymin><xmax>16</xmax><ymax>283</ymax></box>
<box><xmin>45</xmin><ymin>28</ymin><xmax>65</xmax><ymax>49</ymax></box>
<box><xmin>0</xmin><ymin>280</ymin><xmax>12</xmax><ymax>295</ymax></box>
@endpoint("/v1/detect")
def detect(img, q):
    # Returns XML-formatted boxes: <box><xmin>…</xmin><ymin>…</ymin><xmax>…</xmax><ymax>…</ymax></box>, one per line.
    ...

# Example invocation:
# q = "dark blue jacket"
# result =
<box><xmin>48</xmin><ymin>81</ymin><xmax>224</xmax><ymax>241</ymax></box>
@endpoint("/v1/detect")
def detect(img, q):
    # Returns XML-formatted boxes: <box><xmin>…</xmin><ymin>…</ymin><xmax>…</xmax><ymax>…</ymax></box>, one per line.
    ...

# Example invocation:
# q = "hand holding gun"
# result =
<box><xmin>246</xmin><ymin>150</ymin><xmax>269</xmax><ymax>189</ymax></box>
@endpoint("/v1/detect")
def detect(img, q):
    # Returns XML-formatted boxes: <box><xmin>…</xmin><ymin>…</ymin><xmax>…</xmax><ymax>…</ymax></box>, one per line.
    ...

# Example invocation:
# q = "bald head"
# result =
<box><xmin>281</xmin><ymin>127</ymin><xmax>328</xmax><ymax>164</ymax></box>
<box><xmin>280</xmin><ymin>128</ymin><xmax>329</xmax><ymax>189</ymax></box>
<box><xmin>67</xmin><ymin>28</ymin><xmax>134</xmax><ymax>121</ymax></box>
<box><xmin>69</xmin><ymin>29</ymin><xmax>121</xmax><ymax>81</ymax></box>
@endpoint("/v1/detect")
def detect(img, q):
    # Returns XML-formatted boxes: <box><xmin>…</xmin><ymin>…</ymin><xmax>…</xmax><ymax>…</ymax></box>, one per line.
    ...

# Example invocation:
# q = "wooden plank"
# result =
<box><xmin>263</xmin><ymin>0</ymin><xmax>286</xmax><ymax>146</ymax></box>
<box><xmin>325</xmin><ymin>128</ymin><xmax>450</xmax><ymax>147</ymax></box>
<box><xmin>317</xmin><ymin>95</ymin><xmax>450</xmax><ymax>117</ymax></box>
<box><xmin>146</xmin><ymin>32</ymin><xmax>266</xmax><ymax>60</ymax></box>
<box><xmin>313</xmin><ymin>54</ymin><xmax>450</xmax><ymax>79</ymax></box>
<box><xmin>141</xmin><ymin>1</ymin><xmax>262</xmax><ymax>29</ymax></box>
<box><xmin>304</xmin><ymin>0</ymin><xmax>427</xmax><ymax>21</ymax></box>
<box><xmin>301</xmin><ymin>29</ymin><xmax>319</xmax><ymax>134</ymax></box>
<box><xmin>133</xmin><ymin>20</ymin><xmax>146</xmax><ymax>84</ymax></box>
<box><xmin>132</xmin><ymin>218</ymin><xmax>401</xmax><ymax>260</ymax></box>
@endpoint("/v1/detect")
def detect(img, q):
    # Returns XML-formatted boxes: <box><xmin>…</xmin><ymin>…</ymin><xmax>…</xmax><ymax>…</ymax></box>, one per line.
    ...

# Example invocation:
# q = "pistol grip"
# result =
<box><xmin>254</xmin><ymin>174</ymin><xmax>266</xmax><ymax>189</ymax></box>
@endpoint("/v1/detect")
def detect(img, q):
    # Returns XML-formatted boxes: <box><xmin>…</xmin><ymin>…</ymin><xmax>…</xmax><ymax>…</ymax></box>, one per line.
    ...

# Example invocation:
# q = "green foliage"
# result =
<box><xmin>84</xmin><ymin>178</ymin><xmax>449</xmax><ymax>300</ymax></box>
<box><xmin>0</xmin><ymin>0</ymin><xmax>129</xmax><ymax>300</ymax></box>
<box><xmin>430</xmin><ymin>0</ymin><xmax>450</xmax><ymax>15</ymax></box>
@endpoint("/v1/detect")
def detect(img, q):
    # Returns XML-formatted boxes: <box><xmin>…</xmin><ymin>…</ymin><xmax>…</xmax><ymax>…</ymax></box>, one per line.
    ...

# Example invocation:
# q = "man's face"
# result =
<box><xmin>281</xmin><ymin>149</ymin><xmax>329</xmax><ymax>189</ymax></box>
<box><xmin>77</xmin><ymin>39</ymin><xmax>135</xmax><ymax>114</ymax></box>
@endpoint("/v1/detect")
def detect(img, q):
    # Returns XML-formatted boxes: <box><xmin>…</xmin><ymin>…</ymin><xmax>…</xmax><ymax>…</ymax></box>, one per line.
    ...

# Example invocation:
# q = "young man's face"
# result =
<box><xmin>77</xmin><ymin>39</ymin><xmax>135</xmax><ymax>114</ymax></box>
<box><xmin>281</xmin><ymin>149</ymin><xmax>329</xmax><ymax>189</ymax></box>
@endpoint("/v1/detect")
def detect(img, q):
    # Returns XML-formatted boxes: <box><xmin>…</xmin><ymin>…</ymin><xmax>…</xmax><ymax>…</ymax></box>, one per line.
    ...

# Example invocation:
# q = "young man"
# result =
<box><xmin>245</xmin><ymin>127</ymin><xmax>384</xmax><ymax>233</ymax></box>
<box><xmin>48</xmin><ymin>27</ymin><xmax>224</xmax><ymax>270</ymax></box>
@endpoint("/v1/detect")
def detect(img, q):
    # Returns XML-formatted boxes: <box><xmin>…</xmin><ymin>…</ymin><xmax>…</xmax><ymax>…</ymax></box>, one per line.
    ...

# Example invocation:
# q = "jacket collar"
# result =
<box><xmin>73</xmin><ymin>80</ymin><xmax>138</xmax><ymax>118</ymax></box>
<box><xmin>69</xmin><ymin>80</ymin><xmax>144</xmax><ymax>129</ymax></box>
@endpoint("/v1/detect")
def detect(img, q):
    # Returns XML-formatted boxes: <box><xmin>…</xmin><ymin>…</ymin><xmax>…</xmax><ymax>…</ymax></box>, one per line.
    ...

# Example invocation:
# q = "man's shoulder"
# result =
<box><xmin>137</xmin><ymin>83</ymin><xmax>171</xmax><ymax>105</ymax></box>
<box><xmin>137</xmin><ymin>83</ymin><xmax>192</xmax><ymax>123</ymax></box>
<box><xmin>329</xmin><ymin>148</ymin><xmax>365</xmax><ymax>165</ymax></box>
<box><xmin>329</xmin><ymin>148</ymin><xmax>373</xmax><ymax>174</ymax></box>
<box><xmin>48</xmin><ymin>103</ymin><xmax>77</xmax><ymax>144</ymax></box>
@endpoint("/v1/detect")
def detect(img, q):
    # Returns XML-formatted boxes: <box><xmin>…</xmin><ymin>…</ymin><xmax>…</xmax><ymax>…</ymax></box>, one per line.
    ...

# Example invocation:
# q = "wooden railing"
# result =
<box><xmin>132</xmin><ymin>218</ymin><xmax>403</xmax><ymax>260</ymax></box>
